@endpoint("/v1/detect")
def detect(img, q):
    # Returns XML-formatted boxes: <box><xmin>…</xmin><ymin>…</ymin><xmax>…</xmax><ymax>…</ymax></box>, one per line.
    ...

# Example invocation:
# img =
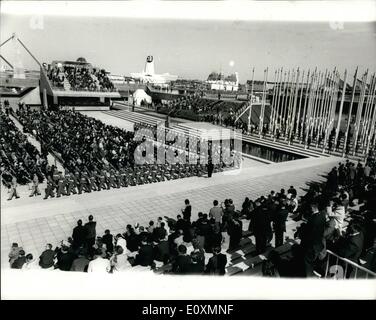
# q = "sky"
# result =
<box><xmin>1</xmin><ymin>1</ymin><xmax>376</xmax><ymax>82</ymax></box>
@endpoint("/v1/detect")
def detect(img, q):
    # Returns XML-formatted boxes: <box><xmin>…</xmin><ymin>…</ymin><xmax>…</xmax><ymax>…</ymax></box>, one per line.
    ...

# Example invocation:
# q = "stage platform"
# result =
<box><xmin>1</xmin><ymin>156</ymin><xmax>340</xmax><ymax>269</ymax></box>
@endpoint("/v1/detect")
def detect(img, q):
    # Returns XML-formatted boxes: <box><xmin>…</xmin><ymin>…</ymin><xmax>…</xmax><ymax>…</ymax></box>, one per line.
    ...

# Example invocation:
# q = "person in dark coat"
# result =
<box><xmin>227</xmin><ymin>217</ymin><xmax>243</xmax><ymax>251</ymax></box>
<box><xmin>300</xmin><ymin>201</ymin><xmax>326</xmax><ymax>277</ymax></box>
<box><xmin>182</xmin><ymin>199</ymin><xmax>192</xmax><ymax>222</ymax></box>
<box><xmin>273</xmin><ymin>200</ymin><xmax>289</xmax><ymax>247</ymax></box>
<box><xmin>207</xmin><ymin>160</ymin><xmax>214</xmax><ymax>178</ymax></box>
<box><xmin>84</xmin><ymin>215</ymin><xmax>97</xmax><ymax>250</ymax></box>
<box><xmin>72</xmin><ymin>219</ymin><xmax>87</xmax><ymax>249</ymax></box>
<box><xmin>55</xmin><ymin>245</ymin><xmax>76</xmax><ymax>271</ymax></box>
<box><xmin>252</xmin><ymin>201</ymin><xmax>272</xmax><ymax>254</ymax></box>
<box><xmin>102</xmin><ymin>229</ymin><xmax>114</xmax><ymax>254</ymax></box>
<box><xmin>337</xmin><ymin>223</ymin><xmax>364</xmax><ymax>278</ymax></box>
<box><xmin>205</xmin><ymin>246</ymin><xmax>227</xmax><ymax>275</ymax></box>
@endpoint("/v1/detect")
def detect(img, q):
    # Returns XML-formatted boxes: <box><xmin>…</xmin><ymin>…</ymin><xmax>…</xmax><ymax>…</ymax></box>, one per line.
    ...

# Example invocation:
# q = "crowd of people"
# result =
<box><xmin>0</xmin><ymin>110</ymin><xmax>48</xmax><ymax>199</ymax></box>
<box><xmin>263</xmin><ymin>159</ymin><xmax>376</xmax><ymax>278</ymax></box>
<box><xmin>46</xmin><ymin>63</ymin><xmax>115</xmax><ymax>92</ymax></box>
<box><xmin>8</xmin><ymin>201</ymin><xmax>236</xmax><ymax>275</ymax></box>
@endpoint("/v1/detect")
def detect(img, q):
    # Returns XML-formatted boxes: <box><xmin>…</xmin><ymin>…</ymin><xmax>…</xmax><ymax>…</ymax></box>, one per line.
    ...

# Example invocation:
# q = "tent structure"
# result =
<box><xmin>132</xmin><ymin>89</ymin><xmax>152</xmax><ymax>106</ymax></box>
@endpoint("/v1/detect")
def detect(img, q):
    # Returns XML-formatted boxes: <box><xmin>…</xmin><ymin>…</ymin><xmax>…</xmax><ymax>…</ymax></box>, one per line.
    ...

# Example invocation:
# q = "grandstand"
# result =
<box><xmin>41</xmin><ymin>58</ymin><xmax>121</xmax><ymax>110</ymax></box>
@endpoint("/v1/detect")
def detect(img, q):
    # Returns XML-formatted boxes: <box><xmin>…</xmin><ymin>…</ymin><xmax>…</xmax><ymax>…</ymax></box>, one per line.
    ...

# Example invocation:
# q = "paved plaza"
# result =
<box><xmin>1</xmin><ymin>155</ymin><xmax>340</xmax><ymax>269</ymax></box>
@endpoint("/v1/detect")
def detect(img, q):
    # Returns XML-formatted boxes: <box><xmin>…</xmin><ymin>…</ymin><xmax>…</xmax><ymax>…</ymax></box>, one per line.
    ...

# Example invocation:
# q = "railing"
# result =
<box><xmin>324</xmin><ymin>249</ymin><xmax>376</xmax><ymax>279</ymax></box>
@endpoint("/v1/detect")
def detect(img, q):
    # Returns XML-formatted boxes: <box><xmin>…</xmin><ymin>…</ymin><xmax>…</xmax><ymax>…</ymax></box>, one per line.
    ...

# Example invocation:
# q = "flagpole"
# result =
<box><xmin>360</xmin><ymin>73</ymin><xmax>375</xmax><ymax>148</ymax></box>
<box><xmin>247</xmin><ymin>67</ymin><xmax>255</xmax><ymax>132</ymax></box>
<box><xmin>317</xmin><ymin>70</ymin><xmax>328</xmax><ymax>144</ymax></box>
<box><xmin>273</xmin><ymin>68</ymin><xmax>284</xmax><ymax>139</ymax></box>
<box><xmin>323</xmin><ymin>69</ymin><xmax>337</xmax><ymax>147</ymax></box>
<box><xmin>301</xmin><ymin>69</ymin><xmax>313</xmax><ymax>143</ymax></box>
<box><xmin>364</xmin><ymin>81</ymin><xmax>376</xmax><ymax>160</ymax></box>
<box><xmin>288</xmin><ymin>68</ymin><xmax>300</xmax><ymax>144</ymax></box>
<box><xmin>269</xmin><ymin>69</ymin><xmax>278</xmax><ymax>135</ymax></box>
<box><xmin>281</xmin><ymin>70</ymin><xmax>290</xmax><ymax>137</ymax></box>
<box><xmin>295</xmin><ymin>69</ymin><xmax>306</xmax><ymax>140</ymax></box>
<box><xmin>286</xmin><ymin>69</ymin><xmax>297</xmax><ymax>139</ymax></box>
<box><xmin>304</xmin><ymin>70</ymin><xmax>317</xmax><ymax>148</ymax></box>
<box><xmin>310</xmin><ymin>71</ymin><xmax>323</xmax><ymax>144</ymax></box>
<box><xmin>259</xmin><ymin>68</ymin><xmax>268</xmax><ymax>138</ymax></box>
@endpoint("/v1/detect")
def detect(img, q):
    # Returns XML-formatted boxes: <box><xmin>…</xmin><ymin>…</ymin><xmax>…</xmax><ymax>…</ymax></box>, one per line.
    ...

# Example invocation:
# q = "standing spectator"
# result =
<box><xmin>300</xmin><ymin>201</ymin><xmax>326</xmax><ymax>277</ymax></box>
<box><xmin>337</xmin><ymin>224</ymin><xmax>364</xmax><ymax>278</ymax></box>
<box><xmin>39</xmin><ymin>243</ymin><xmax>55</xmax><ymax>269</ymax></box>
<box><xmin>72</xmin><ymin>219</ymin><xmax>87</xmax><ymax>249</ymax></box>
<box><xmin>273</xmin><ymin>200</ymin><xmax>289</xmax><ymax>247</ymax></box>
<box><xmin>182</xmin><ymin>199</ymin><xmax>192</xmax><ymax>222</ymax></box>
<box><xmin>84</xmin><ymin>215</ymin><xmax>97</xmax><ymax>251</ymax></box>
<box><xmin>205</xmin><ymin>246</ymin><xmax>227</xmax><ymax>275</ymax></box>
<box><xmin>207</xmin><ymin>160</ymin><xmax>214</xmax><ymax>178</ymax></box>
<box><xmin>209</xmin><ymin>200</ymin><xmax>223</xmax><ymax>227</ymax></box>
<box><xmin>227</xmin><ymin>217</ymin><xmax>243</xmax><ymax>251</ymax></box>
<box><xmin>252</xmin><ymin>201</ymin><xmax>272</xmax><ymax>254</ymax></box>
<box><xmin>87</xmin><ymin>248</ymin><xmax>111</xmax><ymax>273</ymax></box>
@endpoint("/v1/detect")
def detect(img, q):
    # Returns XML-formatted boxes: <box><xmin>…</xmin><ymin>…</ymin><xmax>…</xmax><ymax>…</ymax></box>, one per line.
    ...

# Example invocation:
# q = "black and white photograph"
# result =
<box><xmin>1</xmin><ymin>0</ymin><xmax>375</xmax><ymax>302</ymax></box>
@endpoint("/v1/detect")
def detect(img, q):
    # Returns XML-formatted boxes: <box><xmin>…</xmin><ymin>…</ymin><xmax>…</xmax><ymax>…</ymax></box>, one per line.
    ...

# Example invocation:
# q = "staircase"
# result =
<box><xmin>103</xmin><ymin>109</ymin><xmax>163</xmax><ymax>126</ymax></box>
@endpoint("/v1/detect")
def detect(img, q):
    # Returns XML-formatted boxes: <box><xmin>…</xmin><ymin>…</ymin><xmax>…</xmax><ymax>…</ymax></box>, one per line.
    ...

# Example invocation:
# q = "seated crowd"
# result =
<box><xmin>0</xmin><ymin>110</ymin><xmax>48</xmax><ymax>199</ymax></box>
<box><xmin>8</xmin><ymin>159</ymin><xmax>376</xmax><ymax>277</ymax></box>
<box><xmin>47</xmin><ymin>63</ymin><xmax>115</xmax><ymax>92</ymax></box>
<box><xmin>157</xmin><ymin>95</ymin><xmax>246</xmax><ymax>124</ymax></box>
